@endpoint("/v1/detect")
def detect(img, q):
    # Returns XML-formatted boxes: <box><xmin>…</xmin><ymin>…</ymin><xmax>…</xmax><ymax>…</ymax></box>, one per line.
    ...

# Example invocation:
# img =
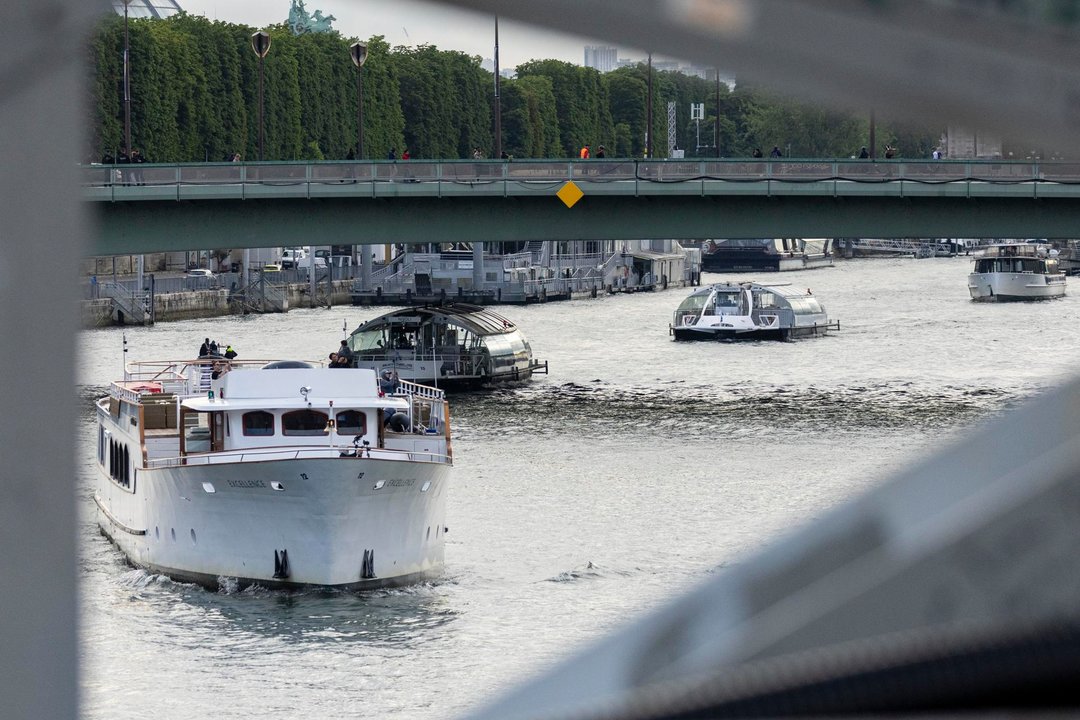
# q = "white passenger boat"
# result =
<box><xmin>968</xmin><ymin>242</ymin><xmax>1066</xmax><ymax>301</ymax></box>
<box><xmin>670</xmin><ymin>281</ymin><xmax>837</xmax><ymax>340</ymax></box>
<box><xmin>345</xmin><ymin>303</ymin><xmax>547</xmax><ymax>388</ymax></box>
<box><xmin>94</xmin><ymin>352</ymin><xmax>452</xmax><ymax>590</ymax></box>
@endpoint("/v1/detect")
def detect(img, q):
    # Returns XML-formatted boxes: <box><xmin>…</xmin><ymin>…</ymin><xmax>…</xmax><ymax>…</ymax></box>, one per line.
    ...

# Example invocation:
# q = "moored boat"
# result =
<box><xmin>968</xmin><ymin>242</ymin><xmax>1066</xmax><ymax>301</ymax></box>
<box><xmin>345</xmin><ymin>303</ymin><xmax>548</xmax><ymax>387</ymax></box>
<box><xmin>701</xmin><ymin>238</ymin><xmax>834</xmax><ymax>273</ymax></box>
<box><xmin>94</xmin><ymin>350</ymin><xmax>452</xmax><ymax>590</ymax></box>
<box><xmin>670</xmin><ymin>281</ymin><xmax>837</xmax><ymax>340</ymax></box>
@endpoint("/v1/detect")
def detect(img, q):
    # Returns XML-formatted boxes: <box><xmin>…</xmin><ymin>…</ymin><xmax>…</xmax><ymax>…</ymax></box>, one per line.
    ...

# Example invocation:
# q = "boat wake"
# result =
<box><xmin>455</xmin><ymin>381</ymin><xmax>1022</xmax><ymax>440</ymax></box>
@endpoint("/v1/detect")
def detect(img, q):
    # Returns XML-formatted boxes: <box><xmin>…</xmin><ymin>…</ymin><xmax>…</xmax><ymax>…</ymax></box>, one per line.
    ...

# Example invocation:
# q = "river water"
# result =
<box><xmin>76</xmin><ymin>256</ymin><xmax>1080</xmax><ymax>720</ymax></box>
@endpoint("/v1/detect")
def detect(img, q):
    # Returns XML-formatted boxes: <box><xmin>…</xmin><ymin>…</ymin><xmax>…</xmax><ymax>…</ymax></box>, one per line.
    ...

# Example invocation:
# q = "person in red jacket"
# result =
<box><xmin>579</xmin><ymin>144</ymin><xmax>590</xmax><ymax>159</ymax></box>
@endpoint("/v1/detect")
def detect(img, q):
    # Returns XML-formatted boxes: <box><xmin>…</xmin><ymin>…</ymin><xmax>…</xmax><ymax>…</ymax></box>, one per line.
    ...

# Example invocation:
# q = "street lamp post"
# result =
<box><xmin>122</xmin><ymin>0</ymin><xmax>132</xmax><ymax>155</ymax></box>
<box><xmin>646</xmin><ymin>53</ymin><xmax>653</xmax><ymax>158</ymax></box>
<box><xmin>494</xmin><ymin>15</ymin><xmax>502</xmax><ymax>159</ymax></box>
<box><xmin>251</xmin><ymin>31</ymin><xmax>272</xmax><ymax>161</ymax></box>
<box><xmin>350</xmin><ymin>41</ymin><xmax>368</xmax><ymax>159</ymax></box>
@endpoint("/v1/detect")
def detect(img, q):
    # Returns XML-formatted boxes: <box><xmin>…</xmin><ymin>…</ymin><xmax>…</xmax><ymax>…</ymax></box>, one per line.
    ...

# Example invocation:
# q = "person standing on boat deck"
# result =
<box><xmin>209</xmin><ymin>340</ymin><xmax>219</xmax><ymax>356</ymax></box>
<box><xmin>198</xmin><ymin>338</ymin><xmax>211</xmax><ymax>357</ymax></box>
<box><xmin>224</xmin><ymin>345</ymin><xmax>237</xmax><ymax>360</ymax></box>
<box><xmin>338</xmin><ymin>339</ymin><xmax>354</xmax><ymax>366</ymax></box>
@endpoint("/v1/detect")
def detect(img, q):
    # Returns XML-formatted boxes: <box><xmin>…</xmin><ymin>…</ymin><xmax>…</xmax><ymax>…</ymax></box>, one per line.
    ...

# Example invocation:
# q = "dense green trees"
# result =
<box><xmin>86</xmin><ymin>13</ymin><xmax>940</xmax><ymax>163</ymax></box>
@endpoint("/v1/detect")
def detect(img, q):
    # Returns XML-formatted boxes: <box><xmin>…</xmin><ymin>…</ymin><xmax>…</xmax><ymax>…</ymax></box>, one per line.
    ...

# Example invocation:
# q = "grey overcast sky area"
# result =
<box><xmin>177</xmin><ymin>0</ymin><xmax>645</xmax><ymax>68</ymax></box>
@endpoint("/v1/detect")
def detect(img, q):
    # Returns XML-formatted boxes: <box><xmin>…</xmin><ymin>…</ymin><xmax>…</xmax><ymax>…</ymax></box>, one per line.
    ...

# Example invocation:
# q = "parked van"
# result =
<box><xmin>280</xmin><ymin>248</ymin><xmax>306</xmax><ymax>269</ymax></box>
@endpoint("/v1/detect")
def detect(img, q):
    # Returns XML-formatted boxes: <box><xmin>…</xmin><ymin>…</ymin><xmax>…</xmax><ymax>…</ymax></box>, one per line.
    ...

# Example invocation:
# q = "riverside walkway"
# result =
<box><xmin>84</xmin><ymin>159</ymin><xmax>1080</xmax><ymax>255</ymax></box>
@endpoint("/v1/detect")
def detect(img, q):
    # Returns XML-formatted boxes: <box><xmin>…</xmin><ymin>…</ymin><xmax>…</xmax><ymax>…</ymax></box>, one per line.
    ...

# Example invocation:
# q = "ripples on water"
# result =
<box><xmin>78</xmin><ymin>257</ymin><xmax>1080</xmax><ymax>719</ymax></box>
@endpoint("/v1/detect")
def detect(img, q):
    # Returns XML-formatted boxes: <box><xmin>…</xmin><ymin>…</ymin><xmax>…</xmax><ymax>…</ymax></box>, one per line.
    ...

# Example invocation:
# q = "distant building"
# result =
<box><xmin>110</xmin><ymin>0</ymin><xmax>183</xmax><ymax>18</ymax></box>
<box><xmin>584</xmin><ymin>46</ymin><xmax>619</xmax><ymax>72</ymax></box>
<box><xmin>944</xmin><ymin>127</ymin><xmax>1002</xmax><ymax>159</ymax></box>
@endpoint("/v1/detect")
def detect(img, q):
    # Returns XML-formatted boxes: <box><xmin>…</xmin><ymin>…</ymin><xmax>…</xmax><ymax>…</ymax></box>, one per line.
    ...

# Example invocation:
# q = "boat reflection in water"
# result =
<box><xmin>968</xmin><ymin>242</ymin><xmax>1066</xmax><ymax>301</ymax></box>
<box><xmin>346</xmin><ymin>303</ymin><xmax>548</xmax><ymax>388</ymax></box>
<box><xmin>670</xmin><ymin>281</ymin><xmax>838</xmax><ymax>341</ymax></box>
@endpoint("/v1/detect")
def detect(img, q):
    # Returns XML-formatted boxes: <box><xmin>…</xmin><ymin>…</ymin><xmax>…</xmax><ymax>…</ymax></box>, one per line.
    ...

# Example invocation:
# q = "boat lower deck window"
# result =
<box><xmin>336</xmin><ymin>410</ymin><xmax>366</xmax><ymax>435</ymax></box>
<box><xmin>242</xmin><ymin>411</ymin><xmax>275</xmax><ymax>437</ymax></box>
<box><xmin>282</xmin><ymin>409</ymin><xmax>330</xmax><ymax>436</ymax></box>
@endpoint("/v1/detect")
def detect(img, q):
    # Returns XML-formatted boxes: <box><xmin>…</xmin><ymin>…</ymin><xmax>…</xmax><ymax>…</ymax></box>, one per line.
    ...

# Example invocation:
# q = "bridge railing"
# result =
<box><xmin>81</xmin><ymin>158</ymin><xmax>1080</xmax><ymax>193</ymax></box>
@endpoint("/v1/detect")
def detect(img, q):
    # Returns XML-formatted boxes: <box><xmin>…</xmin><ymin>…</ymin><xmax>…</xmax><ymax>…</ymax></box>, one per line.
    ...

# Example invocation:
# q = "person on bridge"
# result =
<box><xmin>596</xmin><ymin>145</ymin><xmax>606</xmax><ymax>158</ymax></box>
<box><xmin>388</xmin><ymin>148</ymin><xmax>397</xmax><ymax>160</ymax></box>
<box><xmin>769</xmin><ymin>146</ymin><xmax>783</xmax><ymax>158</ymax></box>
<box><xmin>580</xmin><ymin>144</ymin><xmax>591</xmax><ymax>159</ymax></box>
<box><xmin>884</xmin><ymin>144</ymin><xmax>897</xmax><ymax>159</ymax></box>
<box><xmin>858</xmin><ymin>146</ymin><xmax>869</xmax><ymax>159</ymax></box>
<box><xmin>751</xmin><ymin>148</ymin><xmax>763</xmax><ymax>158</ymax></box>
<box><xmin>401</xmin><ymin>148</ymin><xmax>411</xmax><ymax>160</ymax></box>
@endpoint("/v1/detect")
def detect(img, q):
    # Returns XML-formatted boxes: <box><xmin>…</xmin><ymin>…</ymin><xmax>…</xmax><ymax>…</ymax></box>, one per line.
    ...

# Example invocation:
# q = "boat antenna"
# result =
<box><xmin>122</xmin><ymin>333</ymin><xmax>128</xmax><ymax>379</ymax></box>
<box><xmin>342</xmin><ymin>318</ymin><xmax>347</xmax><ymax>340</ymax></box>
<box><xmin>431</xmin><ymin>322</ymin><xmax>438</xmax><ymax>390</ymax></box>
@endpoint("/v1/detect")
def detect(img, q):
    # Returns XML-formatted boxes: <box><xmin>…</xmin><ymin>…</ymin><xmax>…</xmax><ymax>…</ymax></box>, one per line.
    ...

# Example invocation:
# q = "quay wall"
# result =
<box><xmin>81</xmin><ymin>281</ymin><xmax>354</xmax><ymax>328</ymax></box>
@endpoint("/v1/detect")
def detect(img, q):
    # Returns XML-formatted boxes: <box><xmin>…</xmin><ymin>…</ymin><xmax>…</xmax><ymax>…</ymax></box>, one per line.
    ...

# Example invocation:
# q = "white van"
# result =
<box><xmin>280</xmin><ymin>248</ymin><xmax>306</xmax><ymax>269</ymax></box>
<box><xmin>296</xmin><ymin>253</ymin><xmax>326</xmax><ymax>270</ymax></box>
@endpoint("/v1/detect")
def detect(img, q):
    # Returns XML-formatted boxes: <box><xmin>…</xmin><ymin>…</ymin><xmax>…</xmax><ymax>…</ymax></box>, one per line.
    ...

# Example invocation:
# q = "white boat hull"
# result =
<box><xmin>968</xmin><ymin>272</ymin><xmax>1066</xmax><ymax>301</ymax></box>
<box><xmin>94</xmin><ymin>456</ymin><xmax>449</xmax><ymax>589</ymax></box>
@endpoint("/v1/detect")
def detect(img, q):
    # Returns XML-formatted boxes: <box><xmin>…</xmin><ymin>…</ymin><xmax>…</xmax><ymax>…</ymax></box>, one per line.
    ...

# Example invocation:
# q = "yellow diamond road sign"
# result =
<box><xmin>557</xmin><ymin>181</ymin><xmax>584</xmax><ymax>208</ymax></box>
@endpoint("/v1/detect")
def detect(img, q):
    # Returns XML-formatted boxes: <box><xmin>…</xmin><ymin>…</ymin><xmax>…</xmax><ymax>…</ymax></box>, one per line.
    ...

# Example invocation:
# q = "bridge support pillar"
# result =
<box><xmin>472</xmin><ymin>242</ymin><xmax>485</xmax><ymax>292</ymax></box>
<box><xmin>360</xmin><ymin>246</ymin><xmax>372</xmax><ymax>291</ymax></box>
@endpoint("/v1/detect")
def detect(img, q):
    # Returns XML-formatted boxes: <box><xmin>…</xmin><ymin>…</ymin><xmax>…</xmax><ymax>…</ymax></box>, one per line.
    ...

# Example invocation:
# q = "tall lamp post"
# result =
<box><xmin>350</xmin><ymin>41</ymin><xmax>368</xmax><ymax>159</ymax></box>
<box><xmin>646</xmin><ymin>52</ymin><xmax>653</xmax><ymax>158</ymax></box>
<box><xmin>251</xmin><ymin>31</ymin><xmax>271</xmax><ymax>161</ymax></box>
<box><xmin>494</xmin><ymin>15</ymin><xmax>502</xmax><ymax>159</ymax></box>
<box><xmin>122</xmin><ymin>0</ymin><xmax>132</xmax><ymax>155</ymax></box>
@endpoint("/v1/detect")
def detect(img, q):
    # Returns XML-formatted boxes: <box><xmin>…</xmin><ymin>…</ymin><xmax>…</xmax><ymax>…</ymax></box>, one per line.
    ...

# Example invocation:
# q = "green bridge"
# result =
<box><xmin>84</xmin><ymin>159</ymin><xmax>1080</xmax><ymax>256</ymax></box>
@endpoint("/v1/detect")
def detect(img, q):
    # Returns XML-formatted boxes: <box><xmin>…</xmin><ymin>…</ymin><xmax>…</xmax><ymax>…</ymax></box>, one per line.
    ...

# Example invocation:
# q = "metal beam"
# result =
<box><xmin>92</xmin><ymin>194</ymin><xmax>1080</xmax><ymax>255</ymax></box>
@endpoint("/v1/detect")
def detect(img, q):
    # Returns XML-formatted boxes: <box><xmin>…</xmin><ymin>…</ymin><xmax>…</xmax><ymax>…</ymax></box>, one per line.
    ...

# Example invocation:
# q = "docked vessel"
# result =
<box><xmin>670</xmin><ymin>281</ymin><xmax>837</xmax><ymax>340</ymax></box>
<box><xmin>700</xmin><ymin>238</ymin><xmax>834</xmax><ymax>273</ymax></box>
<box><xmin>345</xmin><ymin>303</ymin><xmax>548</xmax><ymax>387</ymax></box>
<box><xmin>94</xmin><ymin>352</ymin><xmax>452</xmax><ymax>590</ymax></box>
<box><xmin>968</xmin><ymin>242</ymin><xmax>1066</xmax><ymax>301</ymax></box>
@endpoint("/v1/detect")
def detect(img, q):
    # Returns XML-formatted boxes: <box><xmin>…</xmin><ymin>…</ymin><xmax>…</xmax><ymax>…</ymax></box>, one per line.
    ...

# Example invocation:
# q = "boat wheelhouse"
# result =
<box><xmin>700</xmin><ymin>238</ymin><xmax>834</xmax><ymax>273</ymax></box>
<box><xmin>94</xmin><ymin>355</ymin><xmax>452</xmax><ymax>590</ymax></box>
<box><xmin>346</xmin><ymin>303</ymin><xmax>547</xmax><ymax>387</ymax></box>
<box><xmin>670</xmin><ymin>282</ymin><xmax>837</xmax><ymax>340</ymax></box>
<box><xmin>968</xmin><ymin>242</ymin><xmax>1066</xmax><ymax>301</ymax></box>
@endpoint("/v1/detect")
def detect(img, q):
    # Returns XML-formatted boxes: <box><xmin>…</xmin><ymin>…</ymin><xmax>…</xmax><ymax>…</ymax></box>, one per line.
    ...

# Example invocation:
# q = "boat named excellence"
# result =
<box><xmin>968</xmin><ymin>242</ymin><xmax>1066</xmax><ymax>301</ymax></box>
<box><xmin>670</xmin><ymin>281</ymin><xmax>837</xmax><ymax>340</ymax></box>
<box><xmin>94</xmin><ymin>353</ymin><xmax>452</xmax><ymax>590</ymax></box>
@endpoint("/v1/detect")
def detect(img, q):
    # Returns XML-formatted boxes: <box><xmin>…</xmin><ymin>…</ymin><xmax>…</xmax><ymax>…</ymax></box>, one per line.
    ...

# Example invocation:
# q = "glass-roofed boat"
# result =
<box><xmin>670</xmin><ymin>282</ymin><xmax>838</xmax><ymax>340</ymax></box>
<box><xmin>345</xmin><ymin>303</ymin><xmax>548</xmax><ymax>388</ymax></box>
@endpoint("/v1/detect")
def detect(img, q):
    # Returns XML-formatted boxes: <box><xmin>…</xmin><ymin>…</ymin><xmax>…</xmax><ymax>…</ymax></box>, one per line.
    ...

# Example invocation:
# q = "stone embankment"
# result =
<box><xmin>80</xmin><ymin>280</ymin><xmax>356</xmax><ymax>328</ymax></box>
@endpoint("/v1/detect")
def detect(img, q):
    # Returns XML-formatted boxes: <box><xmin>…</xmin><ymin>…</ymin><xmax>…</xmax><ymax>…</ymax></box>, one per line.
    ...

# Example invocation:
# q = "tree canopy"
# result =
<box><xmin>86</xmin><ymin>13</ymin><xmax>941</xmax><ymax>163</ymax></box>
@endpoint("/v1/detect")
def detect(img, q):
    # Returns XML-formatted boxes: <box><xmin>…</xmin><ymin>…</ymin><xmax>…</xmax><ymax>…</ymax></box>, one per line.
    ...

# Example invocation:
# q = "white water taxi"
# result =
<box><xmin>670</xmin><ymin>282</ymin><xmax>837</xmax><ymax>340</ymax></box>
<box><xmin>94</xmin><ymin>350</ymin><xmax>452</xmax><ymax>590</ymax></box>
<box><xmin>968</xmin><ymin>242</ymin><xmax>1066</xmax><ymax>301</ymax></box>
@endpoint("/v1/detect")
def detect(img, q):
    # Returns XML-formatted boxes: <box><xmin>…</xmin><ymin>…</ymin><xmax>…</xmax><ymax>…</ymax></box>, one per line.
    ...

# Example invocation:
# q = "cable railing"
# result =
<box><xmin>82</xmin><ymin>158</ymin><xmax>1080</xmax><ymax>196</ymax></box>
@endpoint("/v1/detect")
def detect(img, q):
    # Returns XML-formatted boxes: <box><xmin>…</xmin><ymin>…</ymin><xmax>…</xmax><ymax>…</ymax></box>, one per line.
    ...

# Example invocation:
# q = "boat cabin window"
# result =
<box><xmin>714</xmin><ymin>292</ymin><xmax>740</xmax><ymax>309</ymax></box>
<box><xmin>351</xmin><ymin>328</ymin><xmax>387</xmax><ymax>352</ymax></box>
<box><xmin>786</xmin><ymin>297</ymin><xmax>824</xmax><ymax>315</ymax></box>
<box><xmin>336</xmin><ymin>410</ymin><xmax>366</xmax><ymax>436</ymax></box>
<box><xmin>242</xmin><ymin>411</ymin><xmax>275</xmax><ymax>436</ymax></box>
<box><xmin>676</xmin><ymin>294</ymin><xmax>710</xmax><ymax>314</ymax></box>
<box><xmin>282</xmin><ymin>409</ymin><xmax>330</xmax><ymax>436</ymax></box>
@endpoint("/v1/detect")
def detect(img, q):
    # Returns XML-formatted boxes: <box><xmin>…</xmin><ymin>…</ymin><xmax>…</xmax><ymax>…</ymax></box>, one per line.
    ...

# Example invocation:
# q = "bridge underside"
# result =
<box><xmin>92</xmin><ymin>195</ymin><xmax>1080</xmax><ymax>256</ymax></box>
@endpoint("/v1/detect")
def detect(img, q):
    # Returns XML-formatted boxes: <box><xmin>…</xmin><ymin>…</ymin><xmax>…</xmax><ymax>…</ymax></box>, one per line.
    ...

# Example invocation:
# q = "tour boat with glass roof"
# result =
<box><xmin>345</xmin><ymin>303</ymin><xmax>547</xmax><ymax>387</ymax></box>
<box><xmin>670</xmin><ymin>281</ymin><xmax>837</xmax><ymax>340</ymax></box>
<box><xmin>968</xmin><ymin>242</ymin><xmax>1066</xmax><ymax>301</ymax></box>
<box><xmin>94</xmin><ymin>347</ymin><xmax>452</xmax><ymax>590</ymax></box>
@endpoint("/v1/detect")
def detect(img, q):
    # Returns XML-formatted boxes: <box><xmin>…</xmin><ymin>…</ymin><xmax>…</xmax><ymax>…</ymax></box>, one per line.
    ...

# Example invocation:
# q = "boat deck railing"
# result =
<box><xmin>145</xmin><ymin>444</ymin><xmax>450</xmax><ymax>469</ymax></box>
